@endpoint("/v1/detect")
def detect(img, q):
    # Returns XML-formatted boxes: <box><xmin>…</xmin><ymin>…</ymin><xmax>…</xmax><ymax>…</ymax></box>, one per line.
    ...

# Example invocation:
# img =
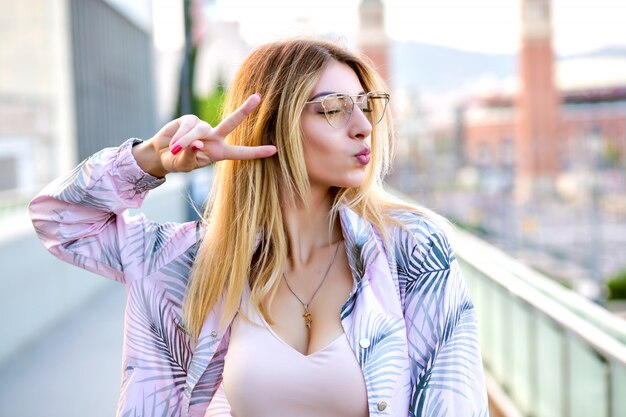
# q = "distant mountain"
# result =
<box><xmin>390</xmin><ymin>41</ymin><xmax>626</xmax><ymax>94</ymax></box>
<box><xmin>560</xmin><ymin>45</ymin><xmax>626</xmax><ymax>60</ymax></box>
<box><xmin>390</xmin><ymin>41</ymin><xmax>515</xmax><ymax>94</ymax></box>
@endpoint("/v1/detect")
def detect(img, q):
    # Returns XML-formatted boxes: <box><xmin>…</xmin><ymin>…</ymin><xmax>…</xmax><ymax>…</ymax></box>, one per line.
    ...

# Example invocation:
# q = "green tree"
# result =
<box><xmin>195</xmin><ymin>82</ymin><xmax>226</xmax><ymax>126</ymax></box>
<box><xmin>606</xmin><ymin>268</ymin><xmax>626</xmax><ymax>300</ymax></box>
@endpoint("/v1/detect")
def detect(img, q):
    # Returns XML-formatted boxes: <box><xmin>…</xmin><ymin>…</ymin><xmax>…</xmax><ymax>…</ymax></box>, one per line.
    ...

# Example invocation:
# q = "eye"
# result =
<box><xmin>310</xmin><ymin>103</ymin><xmax>325</xmax><ymax>113</ymax></box>
<box><xmin>359</xmin><ymin>101</ymin><xmax>373</xmax><ymax>113</ymax></box>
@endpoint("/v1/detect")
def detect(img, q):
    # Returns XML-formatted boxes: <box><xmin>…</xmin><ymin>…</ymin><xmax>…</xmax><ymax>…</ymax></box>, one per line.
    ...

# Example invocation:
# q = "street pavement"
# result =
<box><xmin>0</xmin><ymin>282</ymin><xmax>126</xmax><ymax>417</ymax></box>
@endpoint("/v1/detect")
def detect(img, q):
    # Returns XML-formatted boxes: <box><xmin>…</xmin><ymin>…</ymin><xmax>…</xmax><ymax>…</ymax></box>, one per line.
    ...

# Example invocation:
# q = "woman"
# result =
<box><xmin>29</xmin><ymin>39</ymin><xmax>488</xmax><ymax>417</ymax></box>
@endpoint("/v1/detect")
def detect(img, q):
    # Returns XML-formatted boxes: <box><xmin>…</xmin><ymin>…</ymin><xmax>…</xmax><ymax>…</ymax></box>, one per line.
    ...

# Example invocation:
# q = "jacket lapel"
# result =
<box><xmin>339</xmin><ymin>206</ymin><xmax>411</xmax><ymax>415</ymax></box>
<box><xmin>184</xmin><ymin>296</ymin><xmax>230</xmax><ymax>406</ymax></box>
<box><xmin>339</xmin><ymin>206</ymin><xmax>381</xmax><ymax>285</ymax></box>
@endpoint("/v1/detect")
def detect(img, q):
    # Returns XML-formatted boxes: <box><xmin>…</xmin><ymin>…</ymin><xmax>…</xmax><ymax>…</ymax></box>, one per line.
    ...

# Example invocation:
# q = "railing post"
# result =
<box><xmin>562</xmin><ymin>330</ymin><xmax>570</xmax><ymax>417</ymax></box>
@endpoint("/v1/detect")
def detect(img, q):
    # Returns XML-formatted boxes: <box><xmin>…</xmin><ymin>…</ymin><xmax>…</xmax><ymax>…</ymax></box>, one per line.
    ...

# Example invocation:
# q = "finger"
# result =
<box><xmin>157</xmin><ymin>118</ymin><xmax>185</xmax><ymax>140</ymax></box>
<box><xmin>169</xmin><ymin>115</ymin><xmax>200</xmax><ymax>146</ymax></box>
<box><xmin>171</xmin><ymin>123</ymin><xmax>210</xmax><ymax>155</ymax></box>
<box><xmin>172</xmin><ymin>142</ymin><xmax>201</xmax><ymax>167</ymax></box>
<box><xmin>222</xmin><ymin>144</ymin><xmax>277</xmax><ymax>161</ymax></box>
<box><xmin>195</xmin><ymin>152</ymin><xmax>212</xmax><ymax>167</ymax></box>
<box><xmin>214</xmin><ymin>93</ymin><xmax>261</xmax><ymax>138</ymax></box>
<box><xmin>190</xmin><ymin>140</ymin><xmax>204</xmax><ymax>151</ymax></box>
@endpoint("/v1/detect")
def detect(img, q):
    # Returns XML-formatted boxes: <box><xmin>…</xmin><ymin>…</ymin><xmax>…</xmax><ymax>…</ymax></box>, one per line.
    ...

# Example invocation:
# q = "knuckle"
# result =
<box><xmin>199</xmin><ymin>121</ymin><xmax>212</xmax><ymax>135</ymax></box>
<box><xmin>182</xmin><ymin>114</ymin><xmax>199</xmax><ymax>125</ymax></box>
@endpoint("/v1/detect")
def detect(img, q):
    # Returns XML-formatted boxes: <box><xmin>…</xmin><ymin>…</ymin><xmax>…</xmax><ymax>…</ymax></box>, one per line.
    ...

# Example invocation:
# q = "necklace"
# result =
<box><xmin>282</xmin><ymin>241</ymin><xmax>341</xmax><ymax>330</ymax></box>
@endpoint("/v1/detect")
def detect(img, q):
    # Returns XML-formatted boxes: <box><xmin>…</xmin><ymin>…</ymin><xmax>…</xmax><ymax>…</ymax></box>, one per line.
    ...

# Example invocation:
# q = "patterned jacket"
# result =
<box><xmin>29</xmin><ymin>139</ymin><xmax>489</xmax><ymax>417</ymax></box>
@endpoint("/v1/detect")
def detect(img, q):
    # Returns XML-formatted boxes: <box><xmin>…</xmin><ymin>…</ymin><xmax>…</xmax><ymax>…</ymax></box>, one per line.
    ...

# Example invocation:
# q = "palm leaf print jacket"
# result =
<box><xmin>29</xmin><ymin>139</ymin><xmax>489</xmax><ymax>417</ymax></box>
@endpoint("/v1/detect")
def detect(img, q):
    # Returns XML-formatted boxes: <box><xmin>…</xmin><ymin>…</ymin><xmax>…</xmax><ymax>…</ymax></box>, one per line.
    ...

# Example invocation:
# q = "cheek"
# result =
<box><xmin>301</xmin><ymin>118</ymin><xmax>368</xmax><ymax>187</ymax></box>
<box><xmin>303</xmin><ymin>142</ymin><xmax>367</xmax><ymax>188</ymax></box>
<box><xmin>302</xmin><ymin>141</ymin><xmax>335</xmax><ymax>175</ymax></box>
<box><xmin>301</xmin><ymin>122</ymin><xmax>336</xmax><ymax>162</ymax></box>
<box><xmin>302</xmin><ymin>129</ymin><xmax>341</xmax><ymax>170</ymax></box>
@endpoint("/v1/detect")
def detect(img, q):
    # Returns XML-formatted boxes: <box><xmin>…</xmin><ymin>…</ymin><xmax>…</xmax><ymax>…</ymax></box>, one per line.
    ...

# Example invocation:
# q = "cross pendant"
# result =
<box><xmin>303</xmin><ymin>306</ymin><xmax>312</xmax><ymax>329</ymax></box>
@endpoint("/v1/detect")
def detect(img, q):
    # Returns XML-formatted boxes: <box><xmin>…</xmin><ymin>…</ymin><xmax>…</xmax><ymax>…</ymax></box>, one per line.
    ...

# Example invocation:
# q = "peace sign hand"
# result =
<box><xmin>132</xmin><ymin>94</ymin><xmax>277</xmax><ymax>177</ymax></box>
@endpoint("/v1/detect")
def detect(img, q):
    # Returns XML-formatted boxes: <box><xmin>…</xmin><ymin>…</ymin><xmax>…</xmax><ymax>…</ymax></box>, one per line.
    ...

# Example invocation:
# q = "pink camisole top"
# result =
<box><xmin>205</xmin><ymin>288</ymin><xmax>369</xmax><ymax>417</ymax></box>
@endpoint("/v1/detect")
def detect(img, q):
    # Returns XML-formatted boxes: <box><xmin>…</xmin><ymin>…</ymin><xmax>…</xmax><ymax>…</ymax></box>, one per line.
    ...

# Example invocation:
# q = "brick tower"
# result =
<box><xmin>516</xmin><ymin>0</ymin><xmax>561</xmax><ymax>199</ymax></box>
<box><xmin>357</xmin><ymin>0</ymin><xmax>390</xmax><ymax>86</ymax></box>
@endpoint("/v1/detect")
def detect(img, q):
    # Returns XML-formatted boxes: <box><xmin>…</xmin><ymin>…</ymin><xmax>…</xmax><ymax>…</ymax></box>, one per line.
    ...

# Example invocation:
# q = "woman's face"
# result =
<box><xmin>300</xmin><ymin>61</ymin><xmax>373</xmax><ymax>190</ymax></box>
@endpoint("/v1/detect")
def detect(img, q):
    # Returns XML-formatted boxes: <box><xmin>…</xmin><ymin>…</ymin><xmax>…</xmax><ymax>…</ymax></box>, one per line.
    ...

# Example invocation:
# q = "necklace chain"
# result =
<box><xmin>282</xmin><ymin>241</ymin><xmax>341</xmax><ymax>329</ymax></box>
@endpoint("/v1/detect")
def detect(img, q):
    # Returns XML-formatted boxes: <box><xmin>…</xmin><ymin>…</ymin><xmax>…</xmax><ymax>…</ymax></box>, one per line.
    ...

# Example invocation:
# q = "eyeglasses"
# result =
<box><xmin>305</xmin><ymin>91</ymin><xmax>390</xmax><ymax>129</ymax></box>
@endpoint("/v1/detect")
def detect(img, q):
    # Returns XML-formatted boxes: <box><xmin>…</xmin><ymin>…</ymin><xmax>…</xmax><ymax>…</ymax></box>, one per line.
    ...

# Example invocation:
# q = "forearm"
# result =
<box><xmin>32</xmin><ymin>138</ymin><xmax>164</xmax><ymax>213</ymax></box>
<box><xmin>29</xmin><ymin>139</ymin><xmax>166</xmax><ymax>281</ymax></box>
<box><xmin>131</xmin><ymin>139</ymin><xmax>169</xmax><ymax>178</ymax></box>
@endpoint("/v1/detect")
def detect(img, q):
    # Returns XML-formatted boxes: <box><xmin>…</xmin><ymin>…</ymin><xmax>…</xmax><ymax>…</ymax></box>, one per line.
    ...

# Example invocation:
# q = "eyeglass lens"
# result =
<box><xmin>322</xmin><ymin>94</ymin><xmax>388</xmax><ymax>128</ymax></box>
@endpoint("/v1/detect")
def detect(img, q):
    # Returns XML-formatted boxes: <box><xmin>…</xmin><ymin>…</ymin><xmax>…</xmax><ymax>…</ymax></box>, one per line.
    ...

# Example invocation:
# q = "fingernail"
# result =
<box><xmin>191</xmin><ymin>145</ymin><xmax>199</xmax><ymax>151</ymax></box>
<box><xmin>255</xmin><ymin>92</ymin><xmax>262</xmax><ymax>98</ymax></box>
<box><xmin>171</xmin><ymin>144</ymin><xmax>182</xmax><ymax>155</ymax></box>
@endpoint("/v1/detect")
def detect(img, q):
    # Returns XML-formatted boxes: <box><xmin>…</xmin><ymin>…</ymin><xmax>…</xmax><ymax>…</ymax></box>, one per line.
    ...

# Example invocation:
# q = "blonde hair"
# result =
<box><xmin>183</xmin><ymin>38</ymin><xmax>438</xmax><ymax>340</ymax></box>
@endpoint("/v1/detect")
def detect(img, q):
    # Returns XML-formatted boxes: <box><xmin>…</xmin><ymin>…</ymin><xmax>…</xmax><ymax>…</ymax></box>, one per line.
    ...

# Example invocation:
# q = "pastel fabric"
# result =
<box><xmin>29</xmin><ymin>139</ymin><xmax>489</xmax><ymax>417</ymax></box>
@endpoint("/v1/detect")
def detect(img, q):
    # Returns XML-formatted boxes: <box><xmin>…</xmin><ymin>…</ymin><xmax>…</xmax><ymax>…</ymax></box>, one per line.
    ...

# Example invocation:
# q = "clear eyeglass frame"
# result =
<box><xmin>305</xmin><ymin>91</ymin><xmax>390</xmax><ymax>129</ymax></box>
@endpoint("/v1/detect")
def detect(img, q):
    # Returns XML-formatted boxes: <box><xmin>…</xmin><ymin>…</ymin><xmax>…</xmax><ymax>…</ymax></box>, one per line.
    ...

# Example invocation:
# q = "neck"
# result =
<box><xmin>282</xmin><ymin>185</ymin><xmax>342</xmax><ymax>269</ymax></box>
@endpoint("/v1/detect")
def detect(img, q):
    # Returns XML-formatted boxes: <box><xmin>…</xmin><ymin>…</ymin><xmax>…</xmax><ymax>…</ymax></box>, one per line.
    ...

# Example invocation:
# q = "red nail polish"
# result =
<box><xmin>171</xmin><ymin>144</ymin><xmax>182</xmax><ymax>155</ymax></box>
<box><xmin>191</xmin><ymin>145</ymin><xmax>199</xmax><ymax>151</ymax></box>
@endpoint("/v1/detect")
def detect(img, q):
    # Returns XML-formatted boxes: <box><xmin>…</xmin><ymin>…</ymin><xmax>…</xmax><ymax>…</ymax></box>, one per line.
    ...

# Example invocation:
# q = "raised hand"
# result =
<box><xmin>132</xmin><ymin>93</ymin><xmax>277</xmax><ymax>177</ymax></box>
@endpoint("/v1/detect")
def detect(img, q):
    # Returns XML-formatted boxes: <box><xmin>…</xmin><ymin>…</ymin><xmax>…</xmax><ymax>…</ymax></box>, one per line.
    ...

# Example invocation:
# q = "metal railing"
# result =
<box><xmin>454</xmin><ymin>229</ymin><xmax>626</xmax><ymax>417</ymax></box>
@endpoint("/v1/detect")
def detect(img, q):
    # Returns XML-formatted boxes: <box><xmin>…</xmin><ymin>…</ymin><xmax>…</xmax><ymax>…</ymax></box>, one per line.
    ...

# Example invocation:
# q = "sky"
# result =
<box><xmin>211</xmin><ymin>0</ymin><xmax>626</xmax><ymax>56</ymax></box>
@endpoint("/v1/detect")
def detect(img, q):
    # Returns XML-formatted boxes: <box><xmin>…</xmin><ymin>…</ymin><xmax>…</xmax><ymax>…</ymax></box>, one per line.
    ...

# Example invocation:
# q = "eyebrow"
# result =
<box><xmin>308</xmin><ymin>90</ymin><xmax>367</xmax><ymax>100</ymax></box>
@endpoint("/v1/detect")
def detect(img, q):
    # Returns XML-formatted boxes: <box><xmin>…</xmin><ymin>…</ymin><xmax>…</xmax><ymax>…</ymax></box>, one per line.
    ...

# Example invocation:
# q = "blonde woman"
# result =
<box><xmin>30</xmin><ymin>39</ymin><xmax>488</xmax><ymax>417</ymax></box>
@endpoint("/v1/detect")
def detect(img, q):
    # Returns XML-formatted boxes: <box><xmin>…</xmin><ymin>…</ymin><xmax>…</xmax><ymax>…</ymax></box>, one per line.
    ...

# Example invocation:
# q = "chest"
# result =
<box><xmin>221</xmin><ymin>298</ymin><xmax>369</xmax><ymax>417</ymax></box>
<box><xmin>262</xmin><ymin>249</ymin><xmax>354</xmax><ymax>356</ymax></box>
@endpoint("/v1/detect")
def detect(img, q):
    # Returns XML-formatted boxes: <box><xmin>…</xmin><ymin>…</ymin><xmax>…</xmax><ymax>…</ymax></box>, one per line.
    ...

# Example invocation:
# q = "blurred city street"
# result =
<box><xmin>398</xmin><ymin>186</ymin><xmax>626</xmax><ymax>302</ymax></box>
<box><xmin>0</xmin><ymin>283</ymin><xmax>125</xmax><ymax>417</ymax></box>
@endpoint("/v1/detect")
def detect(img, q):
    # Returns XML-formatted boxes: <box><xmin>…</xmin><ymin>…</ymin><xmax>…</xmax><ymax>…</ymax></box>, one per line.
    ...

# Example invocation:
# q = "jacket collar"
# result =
<box><xmin>338</xmin><ymin>205</ymin><xmax>385</xmax><ymax>285</ymax></box>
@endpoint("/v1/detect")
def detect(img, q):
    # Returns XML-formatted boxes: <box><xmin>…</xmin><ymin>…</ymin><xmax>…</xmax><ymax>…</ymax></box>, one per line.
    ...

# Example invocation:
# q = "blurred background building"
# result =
<box><xmin>449</xmin><ymin>0</ymin><xmax>626</xmax><ymax>297</ymax></box>
<box><xmin>463</xmin><ymin>0</ymin><xmax>626</xmax><ymax>201</ymax></box>
<box><xmin>0</xmin><ymin>0</ymin><xmax>158</xmax><ymax>214</ymax></box>
<box><xmin>2</xmin><ymin>1</ymin><xmax>626</xmax><ymax>416</ymax></box>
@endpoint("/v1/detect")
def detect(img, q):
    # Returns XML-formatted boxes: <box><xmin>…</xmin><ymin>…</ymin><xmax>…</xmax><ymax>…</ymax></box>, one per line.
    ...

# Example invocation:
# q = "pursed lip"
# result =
<box><xmin>354</xmin><ymin>147</ymin><xmax>370</xmax><ymax>157</ymax></box>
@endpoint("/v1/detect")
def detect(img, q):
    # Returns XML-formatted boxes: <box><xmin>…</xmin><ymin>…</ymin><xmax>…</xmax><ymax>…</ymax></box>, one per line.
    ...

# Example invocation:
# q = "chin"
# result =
<box><xmin>335</xmin><ymin>175</ymin><xmax>366</xmax><ymax>189</ymax></box>
<box><xmin>313</xmin><ymin>170</ymin><xmax>367</xmax><ymax>189</ymax></box>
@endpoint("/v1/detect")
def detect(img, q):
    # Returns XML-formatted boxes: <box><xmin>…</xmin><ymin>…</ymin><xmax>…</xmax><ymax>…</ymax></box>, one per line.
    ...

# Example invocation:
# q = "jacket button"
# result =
<box><xmin>377</xmin><ymin>401</ymin><xmax>387</xmax><ymax>411</ymax></box>
<box><xmin>210</xmin><ymin>331</ymin><xmax>218</xmax><ymax>338</ymax></box>
<box><xmin>359</xmin><ymin>338</ymin><xmax>370</xmax><ymax>348</ymax></box>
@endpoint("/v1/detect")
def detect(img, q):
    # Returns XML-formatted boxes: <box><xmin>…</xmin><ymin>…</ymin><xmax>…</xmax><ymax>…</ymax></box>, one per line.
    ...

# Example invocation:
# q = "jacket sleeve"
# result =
<box><xmin>399</xmin><ymin>218</ymin><xmax>489</xmax><ymax>417</ymax></box>
<box><xmin>28</xmin><ymin>138</ymin><xmax>199</xmax><ymax>284</ymax></box>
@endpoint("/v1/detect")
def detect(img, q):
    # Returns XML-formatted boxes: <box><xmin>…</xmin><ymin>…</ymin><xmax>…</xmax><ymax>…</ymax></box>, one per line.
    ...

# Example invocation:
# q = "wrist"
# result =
<box><xmin>131</xmin><ymin>140</ymin><xmax>169</xmax><ymax>178</ymax></box>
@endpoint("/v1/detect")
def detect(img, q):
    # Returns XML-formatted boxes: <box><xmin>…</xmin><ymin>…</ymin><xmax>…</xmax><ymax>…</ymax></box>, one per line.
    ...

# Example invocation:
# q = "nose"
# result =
<box><xmin>348</xmin><ymin>106</ymin><xmax>372</xmax><ymax>140</ymax></box>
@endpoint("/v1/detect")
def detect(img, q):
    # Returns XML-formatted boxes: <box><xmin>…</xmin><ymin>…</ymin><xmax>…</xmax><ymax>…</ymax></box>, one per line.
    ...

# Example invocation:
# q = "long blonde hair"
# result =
<box><xmin>183</xmin><ymin>38</ymin><xmax>436</xmax><ymax>339</ymax></box>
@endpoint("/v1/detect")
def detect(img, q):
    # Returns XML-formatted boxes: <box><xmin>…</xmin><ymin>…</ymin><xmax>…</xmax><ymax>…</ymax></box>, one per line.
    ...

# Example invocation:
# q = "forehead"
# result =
<box><xmin>312</xmin><ymin>61</ymin><xmax>364</xmax><ymax>96</ymax></box>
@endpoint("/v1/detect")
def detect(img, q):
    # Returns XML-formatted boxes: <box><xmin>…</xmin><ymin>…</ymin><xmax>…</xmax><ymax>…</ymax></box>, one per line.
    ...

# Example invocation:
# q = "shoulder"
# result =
<box><xmin>387</xmin><ymin>208</ymin><xmax>446</xmax><ymax>235</ymax></box>
<box><xmin>387</xmin><ymin>208</ymin><xmax>454</xmax><ymax>268</ymax></box>
<box><xmin>136</xmin><ymin>218</ymin><xmax>204</xmax><ymax>279</ymax></box>
<box><xmin>387</xmin><ymin>206</ymin><xmax>452</xmax><ymax>247</ymax></box>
